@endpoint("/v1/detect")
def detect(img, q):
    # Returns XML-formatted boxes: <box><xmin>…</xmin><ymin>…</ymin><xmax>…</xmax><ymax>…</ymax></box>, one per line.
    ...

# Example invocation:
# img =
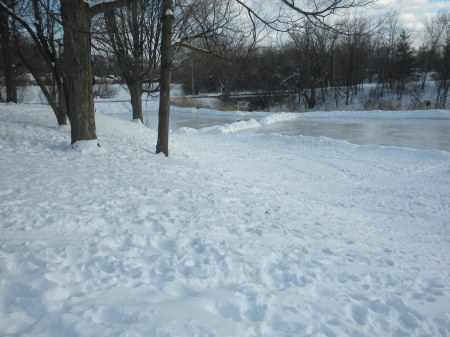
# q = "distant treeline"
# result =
<box><xmin>172</xmin><ymin>14</ymin><xmax>449</xmax><ymax>110</ymax></box>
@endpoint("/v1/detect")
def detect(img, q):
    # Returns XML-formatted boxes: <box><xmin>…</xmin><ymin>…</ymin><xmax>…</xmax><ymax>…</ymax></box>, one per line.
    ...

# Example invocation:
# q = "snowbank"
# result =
<box><xmin>71</xmin><ymin>140</ymin><xmax>104</xmax><ymax>154</ymax></box>
<box><xmin>260</xmin><ymin>112</ymin><xmax>299</xmax><ymax>124</ymax></box>
<box><xmin>1</xmin><ymin>103</ymin><xmax>450</xmax><ymax>337</ymax></box>
<box><xmin>189</xmin><ymin>113</ymin><xmax>300</xmax><ymax>134</ymax></box>
<box><xmin>199</xmin><ymin>119</ymin><xmax>261</xmax><ymax>134</ymax></box>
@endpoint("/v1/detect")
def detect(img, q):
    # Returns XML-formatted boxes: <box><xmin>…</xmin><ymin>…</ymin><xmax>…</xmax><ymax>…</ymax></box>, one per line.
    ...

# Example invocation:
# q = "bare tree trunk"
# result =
<box><xmin>345</xmin><ymin>84</ymin><xmax>350</xmax><ymax>106</ymax></box>
<box><xmin>60</xmin><ymin>0</ymin><xmax>97</xmax><ymax>144</ymax></box>
<box><xmin>304</xmin><ymin>88</ymin><xmax>316</xmax><ymax>109</ymax></box>
<box><xmin>57</xmin><ymin>84</ymin><xmax>68</xmax><ymax>125</ymax></box>
<box><xmin>0</xmin><ymin>5</ymin><xmax>17</xmax><ymax>103</ymax></box>
<box><xmin>129</xmin><ymin>82</ymin><xmax>143</xmax><ymax>122</ymax></box>
<box><xmin>435</xmin><ymin>79</ymin><xmax>450</xmax><ymax>108</ymax></box>
<box><xmin>156</xmin><ymin>0</ymin><xmax>174</xmax><ymax>156</ymax></box>
<box><xmin>0</xmin><ymin>46</ymin><xmax>17</xmax><ymax>103</ymax></box>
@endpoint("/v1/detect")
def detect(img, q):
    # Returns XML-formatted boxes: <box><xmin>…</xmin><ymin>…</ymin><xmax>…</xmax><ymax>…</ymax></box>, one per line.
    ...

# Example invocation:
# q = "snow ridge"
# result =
<box><xmin>195</xmin><ymin>113</ymin><xmax>300</xmax><ymax>134</ymax></box>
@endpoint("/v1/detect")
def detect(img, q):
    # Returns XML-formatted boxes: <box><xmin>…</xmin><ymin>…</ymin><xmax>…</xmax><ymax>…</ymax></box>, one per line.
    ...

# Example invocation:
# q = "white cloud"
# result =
<box><xmin>398</xmin><ymin>0</ymin><xmax>448</xmax><ymax>11</ymax></box>
<box><xmin>377</xmin><ymin>0</ymin><xmax>397</xmax><ymax>7</ymax></box>
<box><xmin>257</xmin><ymin>0</ymin><xmax>447</xmax><ymax>43</ymax></box>
<box><xmin>373</xmin><ymin>0</ymin><xmax>448</xmax><ymax>42</ymax></box>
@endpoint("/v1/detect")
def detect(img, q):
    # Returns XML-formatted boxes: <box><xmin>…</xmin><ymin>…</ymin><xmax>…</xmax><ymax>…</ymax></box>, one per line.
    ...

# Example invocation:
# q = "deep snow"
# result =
<box><xmin>1</xmin><ymin>103</ymin><xmax>450</xmax><ymax>337</ymax></box>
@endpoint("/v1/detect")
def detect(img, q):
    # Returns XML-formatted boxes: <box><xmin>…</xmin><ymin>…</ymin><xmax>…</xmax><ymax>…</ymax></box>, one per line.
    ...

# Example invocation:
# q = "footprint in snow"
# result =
<box><xmin>351</xmin><ymin>305</ymin><xmax>369</xmax><ymax>325</ymax></box>
<box><xmin>190</xmin><ymin>238</ymin><xmax>206</xmax><ymax>253</ymax></box>
<box><xmin>367</xmin><ymin>299</ymin><xmax>390</xmax><ymax>315</ymax></box>
<box><xmin>322</xmin><ymin>248</ymin><xmax>333</xmax><ymax>255</ymax></box>
<box><xmin>215</xmin><ymin>302</ymin><xmax>242</xmax><ymax>322</ymax></box>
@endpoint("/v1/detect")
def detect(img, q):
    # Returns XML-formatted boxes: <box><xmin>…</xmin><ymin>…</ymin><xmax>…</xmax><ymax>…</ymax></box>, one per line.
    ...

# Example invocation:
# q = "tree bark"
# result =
<box><xmin>129</xmin><ymin>82</ymin><xmax>143</xmax><ymax>122</ymax></box>
<box><xmin>156</xmin><ymin>0</ymin><xmax>174</xmax><ymax>156</ymax></box>
<box><xmin>60</xmin><ymin>0</ymin><xmax>97</xmax><ymax>144</ymax></box>
<box><xmin>57</xmin><ymin>85</ymin><xmax>68</xmax><ymax>125</ymax></box>
<box><xmin>0</xmin><ymin>5</ymin><xmax>17</xmax><ymax>103</ymax></box>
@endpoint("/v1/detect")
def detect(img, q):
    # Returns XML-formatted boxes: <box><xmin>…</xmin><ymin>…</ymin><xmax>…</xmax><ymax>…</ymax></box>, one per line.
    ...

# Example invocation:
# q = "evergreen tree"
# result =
<box><xmin>394</xmin><ymin>29</ymin><xmax>415</xmax><ymax>98</ymax></box>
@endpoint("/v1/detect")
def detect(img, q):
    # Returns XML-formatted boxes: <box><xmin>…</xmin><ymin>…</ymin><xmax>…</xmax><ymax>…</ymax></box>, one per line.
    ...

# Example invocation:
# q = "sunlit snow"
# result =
<box><xmin>1</xmin><ymin>103</ymin><xmax>449</xmax><ymax>337</ymax></box>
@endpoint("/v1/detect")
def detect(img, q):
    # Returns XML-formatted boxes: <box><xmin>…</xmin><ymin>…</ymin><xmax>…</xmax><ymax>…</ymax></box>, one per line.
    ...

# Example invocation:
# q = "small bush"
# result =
<box><xmin>93</xmin><ymin>84</ymin><xmax>118</xmax><ymax>99</ymax></box>
<box><xmin>171</xmin><ymin>97</ymin><xmax>239</xmax><ymax>111</ymax></box>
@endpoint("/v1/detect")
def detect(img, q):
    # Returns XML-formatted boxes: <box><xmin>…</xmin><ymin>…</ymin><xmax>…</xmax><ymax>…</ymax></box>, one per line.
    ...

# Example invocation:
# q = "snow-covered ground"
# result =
<box><xmin>1</xmin><ymin>103</ymin><xmax>450</xmax><ymax>337</ymax></box>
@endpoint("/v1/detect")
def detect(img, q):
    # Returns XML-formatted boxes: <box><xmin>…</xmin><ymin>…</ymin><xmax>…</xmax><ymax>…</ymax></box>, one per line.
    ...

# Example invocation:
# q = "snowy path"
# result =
<box><xmin>1</xmin><ymin>104</ymin><xmax>449</xmax><ymax>337</ymax></box>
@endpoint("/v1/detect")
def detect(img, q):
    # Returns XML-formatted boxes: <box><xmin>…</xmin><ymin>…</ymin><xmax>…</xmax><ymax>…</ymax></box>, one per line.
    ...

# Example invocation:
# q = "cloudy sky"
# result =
<box><xmin>377</xmin><ymin>0</ymin><xmax>449</xmax><ymax>36</ymax></box>
<box><xmin>257</xmin><ymin>0</ymin><xmax>448</xmax><ymax>45</ymax></box>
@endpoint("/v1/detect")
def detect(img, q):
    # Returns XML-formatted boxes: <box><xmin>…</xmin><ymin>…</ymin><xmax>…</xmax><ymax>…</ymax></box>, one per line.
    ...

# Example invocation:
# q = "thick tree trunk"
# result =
<box><xmin>1</xmin><ymin>51</ymin><xmax>17</xmax><ymax>103</ymax></box>
<box><xmin>57</xmin><ymin>82</ymin><xmax>68</xmax><ymax>125</ymax></box>
<box><xmin>129</xmin><ymin>82</ymin><xmax>143</xmax><ymax>122</ymax></box>
<box><xmin>156</xmin><ymin>0</ymin><xmax>174</xmax><ymax>156</ymax></box>
<box><xmin>60</xmin><ymin>0</ymin><xmax>97</xmax><ymax>144</ymax></box>
<box><xmin>0</xmin><ymin>6</ymin><xmax>17</xmax><ymax>103</ymax></box>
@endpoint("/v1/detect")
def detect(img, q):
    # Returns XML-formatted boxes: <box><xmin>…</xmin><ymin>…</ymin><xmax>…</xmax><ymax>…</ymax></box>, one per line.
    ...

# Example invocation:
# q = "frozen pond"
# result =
<box><xmin>156</xmin><ymin>111</ymin><xmax>244</xmax><ymax>130</ymax></box>
<box><xmin>106</xmin><ymin>110</ymin><xmax>450</xmax><ymax>152</ymax></box>
<box><xmin>248</xmin><ymin>117</ymin><xmax>450</xmax><ymax>152</ymax></box>
<box><xmin>108</xmin><ymin>110</ymin><xmax>244</xmax><ymax>129</ymax></box>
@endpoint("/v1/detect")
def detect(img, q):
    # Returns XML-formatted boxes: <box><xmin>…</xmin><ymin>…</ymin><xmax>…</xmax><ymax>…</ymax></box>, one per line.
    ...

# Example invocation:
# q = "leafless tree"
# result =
<box><xmin>418</xmin><ymin>11</ymin><xmax>449</xmax><ymax>93</ymax></box>
<box><xmin>334</xmin><ymin>16</ymin><xmax>372</xmax><ymax>105</ymax></box>
<box><xmin>282</xmin><ymin>23</ymin><xmax>337</xmax><ymax>109</ymax></box>
<box><xmin>156</xmin><ymin>0</ymin><xmax>174</xmax><ymax>156</ymax></box>
<box><xmin>93</xmin><ymin>0</ymin><xmax>162</xmax><ymax>122</ymax></box>
<box><xmin>426</xmin><ymin>11</ymin><xmax>449</xmax><ymax>108</ymax></box>
<box><xmin>2</xmin><ymin>0</ymin><xmax>69</xmax><ymax>124</ymax></box>
<box><xmin>59</xmin><ymin>0</ymin><xmax>141</xmax><ymax>144</ymax></box>
<box><xmin>235</xmin><ymin>0</ymin><xmax>376</xmax><ymax>33</ymax></box>
<box><xmin>1</xmin><ymin>0</ymin><xmax>139</xmax><ymax>141</ymax></box>
<box><xmin>0</xmin><ymin>0</ymin><xmax>17</xmax><ymax>103</ymax></box>
<box><xmin>157</xmin><ymin>0</ymin><xmax>247</xmax><ymax>156</ymax></box>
